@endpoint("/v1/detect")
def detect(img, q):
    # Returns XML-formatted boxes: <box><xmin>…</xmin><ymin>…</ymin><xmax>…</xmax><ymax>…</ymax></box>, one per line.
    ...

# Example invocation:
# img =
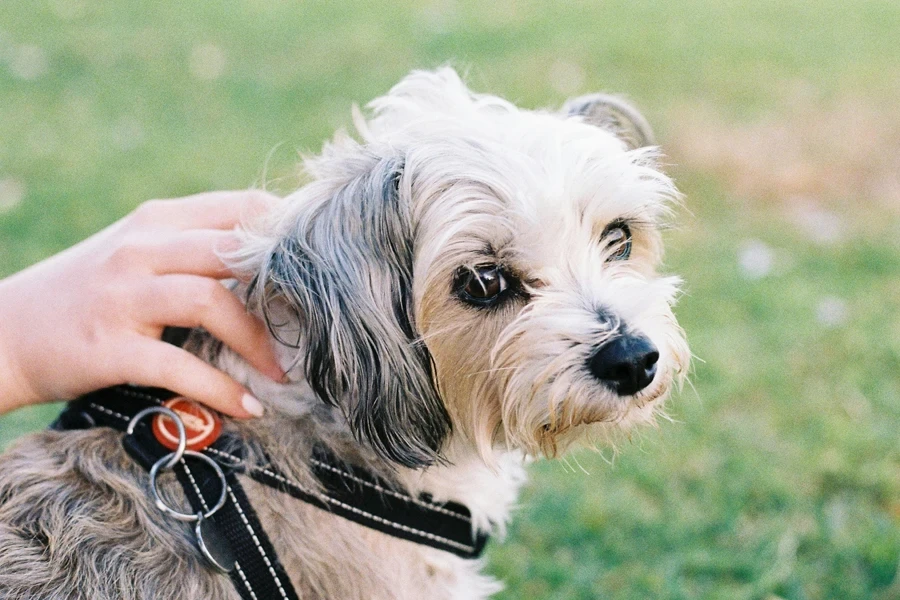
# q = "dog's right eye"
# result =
<box><xmin>601</xmin><ymin>220</ymin><xmax>632</xmax><ymax>261</ymax></box>
<box><xmin>455</xmin><ymin>265</ymin><xmax>509</xmax><ymax>306</ymax></box>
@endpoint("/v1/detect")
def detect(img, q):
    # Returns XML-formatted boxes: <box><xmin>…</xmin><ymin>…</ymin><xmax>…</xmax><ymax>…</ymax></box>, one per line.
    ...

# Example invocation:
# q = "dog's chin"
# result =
<box><xmin>516</xmin><ymin>379</ymin><xmax>673</xmax><ymax>458</ymax></box>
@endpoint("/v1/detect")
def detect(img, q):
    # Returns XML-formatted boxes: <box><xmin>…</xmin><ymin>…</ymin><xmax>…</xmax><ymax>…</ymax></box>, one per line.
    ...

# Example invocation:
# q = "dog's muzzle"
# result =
<box><xmin>587</xmin><ymin>333</ymin><xmax>659</xmax><ymax>396</ymax></box>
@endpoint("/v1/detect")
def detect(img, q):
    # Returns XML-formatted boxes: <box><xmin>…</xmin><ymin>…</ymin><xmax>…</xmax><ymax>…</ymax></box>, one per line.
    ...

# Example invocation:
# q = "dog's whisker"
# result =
<box><xmin>465</xmin><ymin>365</ymin><xmax>523</xmax><ymax>377</ymax></box>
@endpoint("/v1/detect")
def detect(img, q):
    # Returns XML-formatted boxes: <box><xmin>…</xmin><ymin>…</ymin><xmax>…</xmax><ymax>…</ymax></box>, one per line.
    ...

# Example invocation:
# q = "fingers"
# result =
<box><xmin>146</xmin><ymin>230</ymin><xmax>242</xmax><ymax>279</ymax></box>
<box><xmin>126</xmin><ymin>339</ymin><xmax>265</xmax><ymax>419</ymax></box>
<box><xmin>129</xmin><ymin>190</ymin><xmax>280</xmax><ymax>232</ymax></box>
<box><xmin>106</xmin><ymin>190</ymin><xmax>284</xmax><ymax>419</ymax></box>
<box><xmin>143</xmin><ymin>275</ymin><xmax>285</xmax><ymax>384</ymax></box>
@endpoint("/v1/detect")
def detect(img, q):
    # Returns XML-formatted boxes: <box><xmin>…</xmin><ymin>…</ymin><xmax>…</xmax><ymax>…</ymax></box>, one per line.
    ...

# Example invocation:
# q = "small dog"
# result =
<box><xmin>0</xmin><ymin>68</ymin><xmax>688</xmax><ymax>599</ymax></box>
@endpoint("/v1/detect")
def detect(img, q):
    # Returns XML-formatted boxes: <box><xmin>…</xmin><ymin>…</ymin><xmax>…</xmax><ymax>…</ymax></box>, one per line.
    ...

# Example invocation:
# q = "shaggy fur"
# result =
<box><xmin>0</xmin><ymin>68</ymin><xmax>688</xmax><ymax>600</ymax></box>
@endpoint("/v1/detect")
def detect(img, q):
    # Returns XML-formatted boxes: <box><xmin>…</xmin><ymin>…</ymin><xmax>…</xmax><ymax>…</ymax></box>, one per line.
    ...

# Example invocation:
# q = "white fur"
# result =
<box><xmin>217</xmin><ymin>68</ymin><xmax>689</xmax><ymax>598</ymax></box>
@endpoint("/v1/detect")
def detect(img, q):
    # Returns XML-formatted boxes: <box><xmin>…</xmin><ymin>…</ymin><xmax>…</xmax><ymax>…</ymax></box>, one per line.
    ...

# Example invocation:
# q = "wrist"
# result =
<box><xmin>0</xmin><ymin>279</ymin><xmax>36</xmax><ymax>415</ymax></box>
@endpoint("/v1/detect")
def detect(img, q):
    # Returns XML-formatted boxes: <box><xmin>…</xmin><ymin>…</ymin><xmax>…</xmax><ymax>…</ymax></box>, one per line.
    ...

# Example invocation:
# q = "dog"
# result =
<box><xmin>0</xmin><ymin>68</ymin><xmax>688</xmax><ymax>599</ymax></box>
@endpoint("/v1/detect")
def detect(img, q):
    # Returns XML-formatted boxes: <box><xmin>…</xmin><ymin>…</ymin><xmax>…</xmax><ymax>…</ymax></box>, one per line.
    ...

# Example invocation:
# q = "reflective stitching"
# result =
<box><xmin>255</xmin><ymin>466</ymin><xmax>476</xmax><ymax>554</ymax></box>
<box><xmin>184</xmin><ymin>460</ymin><xmax>256</xmax><ymax>600</ymax></box>
<box><xmin>88</xmin><ymin>402</ymin><xmax>129</xmax><ymax>423</ymax></box>
<box><xmin>233</xmin><ymin>563</ymin><xmax>259</xmax><ymax>600</ymax></box>
<box><xmin>205</xmin><ymin>447</ymin><xmax>470</xmax><ymax>524</ymax></box>
<box><xmin>181</xmin><ymin>461</ymin><xmax>211</xmax><ymax>513</ymax></box>
<box><xmin>226</xmin><ymin>486</ymin><xmax>291</xmax><ymax>600</ymax></box>
<box><xmin>309</xmin><ymin>457</ymin><xmax>471</xmax><ymax>522</ymax></box>
<box><xmin>118</xmin><ymin>388</ymin><xmax>166</xmax><ymax>405</ymax></box>
<box><xmin>87</xmin><ymin>398</ymin><xmax>474</xmax><ymax>570</ymax></box>
<box><xmin>205</xmin><ymin>447</ymin><xmax>242</xmax><ymax>464</ymax></box>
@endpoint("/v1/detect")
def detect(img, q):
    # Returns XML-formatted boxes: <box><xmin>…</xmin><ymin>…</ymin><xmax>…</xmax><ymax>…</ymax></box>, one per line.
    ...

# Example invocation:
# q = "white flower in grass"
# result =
<box><xmin>738</xmin><ymin>239</ymin><xmax>774</xmax><ymax>280</ymax></box>
<box><xmin>50</xmin><ymin>0</ymin><xmax>87</xmax><ymax>21</ymax></box>
<box><xmin>816</xmin><ymin>296</ymin><xmax>848</xmax><ymax>328</ymax></box>
<box><xmin>111</xmin><ymin>117</ymin><xmax>145</xmax><ymax>151</ymax></box>
<box><xmin>0</xmin><ymin>178</ymin><xmax>25</xmax><ymax>213</ymax></box>
<box><xmin>9</xmin><ymin>45</ymin><xmax>48</xmax><ymax>80</ymax></box>
<box><xmin>418</xmin><ymin>0</ymin><xmax>457</xmax><ymax>34</ymax></box>
<box><xmin>189</xmin><ymin>44</ymin><xmax>226</xmax><ymax>81</ymax></box>
<box><xmin>790</xmin><ymin>198</ymin><xmax>844</xmax><ymax>246</ymax></box>
<box><xmin>548</xmin><ymin>60</ymin><xmax>585</xmax><ymax>96</ymax></box>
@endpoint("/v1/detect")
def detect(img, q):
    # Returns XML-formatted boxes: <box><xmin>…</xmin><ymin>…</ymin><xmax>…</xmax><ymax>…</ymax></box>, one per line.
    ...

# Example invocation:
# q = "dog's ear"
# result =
<box><xmin>563</xmin><ymin>93</ymin><xmax>655</xmax><ymax>150</ymax></box>
<box><xmin>253</xmin><ymin>155</ymin><xmax>451</xmax><ymax>468</ymax></box>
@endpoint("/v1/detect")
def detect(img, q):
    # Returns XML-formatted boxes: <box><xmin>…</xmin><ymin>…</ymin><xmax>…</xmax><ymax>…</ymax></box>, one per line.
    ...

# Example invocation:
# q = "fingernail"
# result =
<box><xmin>268</xmin><ymin>366</ymin><xmax>287</xmax><ymax>383</ymax></box>
<box><xmin>241</xmin><ymin>393</ymin><xmax>264</xmax><ymax>417</ymax></box>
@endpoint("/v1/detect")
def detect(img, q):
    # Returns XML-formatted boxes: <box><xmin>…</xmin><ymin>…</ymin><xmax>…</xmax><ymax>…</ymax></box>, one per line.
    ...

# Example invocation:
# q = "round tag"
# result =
<box><xmin>152</xmin><ymin>397</ymin><xmax>222</xmax><ymax>452</ymax></box>
<box><xmin>195</xmin><ymin>516</ymin><xmax>236</xmax><ymax>573</ymax></box>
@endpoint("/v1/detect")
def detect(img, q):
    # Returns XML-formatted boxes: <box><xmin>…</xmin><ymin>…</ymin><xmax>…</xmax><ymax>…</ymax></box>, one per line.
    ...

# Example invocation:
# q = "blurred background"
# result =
<box><xmin>1</xmin><ymin>1</ymin><xmax>898</xmax><ymax>598</ymax></box>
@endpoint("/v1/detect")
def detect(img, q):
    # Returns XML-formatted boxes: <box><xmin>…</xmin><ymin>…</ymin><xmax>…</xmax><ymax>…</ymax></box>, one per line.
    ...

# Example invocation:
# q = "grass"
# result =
<box><xmin>1</xmin><ymin>1</ymin><xmax>898</xmax><ymax>598</ymax></box>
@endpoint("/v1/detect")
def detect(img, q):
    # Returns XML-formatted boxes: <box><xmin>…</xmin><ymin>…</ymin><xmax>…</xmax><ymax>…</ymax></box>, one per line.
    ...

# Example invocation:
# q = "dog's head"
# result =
<box><xmin>240</xmin><ymin>68</ymin><xmax>689</xmax><ymax>468</ymax></box>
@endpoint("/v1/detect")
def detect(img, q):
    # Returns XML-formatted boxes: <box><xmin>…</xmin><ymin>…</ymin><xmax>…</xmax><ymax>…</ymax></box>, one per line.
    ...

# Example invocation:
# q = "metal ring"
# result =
<box><xmin>149</xmin><ymin>450</ymin><xmax>228</xmax><ymax>522</ymax></box>
<box><xmin>127</xmin><ymin>406</ymin><xmax>186</xmax><ymax>469</ymax></box>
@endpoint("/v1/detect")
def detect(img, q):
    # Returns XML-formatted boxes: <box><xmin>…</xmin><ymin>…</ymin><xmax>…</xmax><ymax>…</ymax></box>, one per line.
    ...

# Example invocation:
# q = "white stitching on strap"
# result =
<box><xmin>308</xmin><ymin>457</ymin><xmax>471</xmax><ymax>523</ymax></box>
<box><xmin>255</xmin><ymin>466</ymin><xmax>476</xmax><ymax>554</ymax></box>
<box><xmin>88</xmin><ymin>402</ymin><xmax>129</xmax><ymax>423</ymax></box>
<box><xmin>118</xmin><ymin>388</ymin><xmax>165</xmax><ymax>405</ymax></box>
<box><xmin>205</xmin><ymin>447</ymin><xmax>470</xmax><ymax>524</ymax></box>
<box><xmin>233</xmin><ymin>563</ymin><xmax>259</xmax><ymax>600</ymax></box>
<box><xmin>90</xmin><ymin>401</ymin><xmax>473</xmax><ymax>556</ymax></box>
<box><xmin>184</xmin><ymin>460</ymin><xmax>257</xmax><ymax>600</ymax></box>
<box><xmin>206</xmin><ymin>447</ymin><xmax>242</xmax><ymax>464</ymax></box>
<box><xmin>181</xmin><ymin>461</ymin><xmax>211</xmax><ymax>513</ymax></box>
<box><xmin>88</xmin><ymin>389</ymin><xmax>161</xmax><ymax>425</ymax></box>
<box><xmin>226</xmin><ymin>485</ymin><xmax>291</xmax><ymax>600</ymax></box>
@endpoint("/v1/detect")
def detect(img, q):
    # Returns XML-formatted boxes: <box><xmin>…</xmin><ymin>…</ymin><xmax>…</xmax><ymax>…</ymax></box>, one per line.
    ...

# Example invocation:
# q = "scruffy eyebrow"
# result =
<box><xmin>594</xmin><ymin>214</ymin><xmax>653</xmax><ymax>237</ymax></box>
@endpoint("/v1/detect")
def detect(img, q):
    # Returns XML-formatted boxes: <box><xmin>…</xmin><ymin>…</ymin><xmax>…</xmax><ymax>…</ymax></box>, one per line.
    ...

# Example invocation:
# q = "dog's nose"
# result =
<box><xmin>587</xmin><ymin>334</ymin><xmax>659</xmax><ymax>396</ymax></box>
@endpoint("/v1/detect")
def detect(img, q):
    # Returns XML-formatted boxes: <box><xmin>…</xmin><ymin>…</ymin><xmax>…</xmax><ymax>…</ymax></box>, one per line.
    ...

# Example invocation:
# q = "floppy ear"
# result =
<box><xmin>252</xmin><ymin>155</ymin><xmax>451</xmax><ymax>468</ymax></box>
<box><xmin>563</xmin><ymin>93</ymin><xmax>656</xmax><ymax>150</ymax></box>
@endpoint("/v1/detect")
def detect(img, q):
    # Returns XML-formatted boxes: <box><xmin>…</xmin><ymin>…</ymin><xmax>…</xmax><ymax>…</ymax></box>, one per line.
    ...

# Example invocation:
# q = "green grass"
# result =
<box><xmin>1</xmin><ymin>1</ymin><xmax>898</xmax><ymax>598</ymax></box>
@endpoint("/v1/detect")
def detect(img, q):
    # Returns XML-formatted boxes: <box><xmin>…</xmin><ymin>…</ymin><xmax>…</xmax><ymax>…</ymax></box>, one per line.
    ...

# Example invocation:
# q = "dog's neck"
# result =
<box><xmin>199</xmin><ymin>334</ymin><xmax>527</xmax><ymax>539</ymax></box>
<box><xmin>392</xmin><ymin>437</ymin><xmax>527</xmax><ymax>536</ymax></box>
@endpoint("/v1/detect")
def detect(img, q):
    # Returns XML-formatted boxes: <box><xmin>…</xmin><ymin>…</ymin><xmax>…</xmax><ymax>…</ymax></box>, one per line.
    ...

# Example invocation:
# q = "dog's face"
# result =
<box><xmin>242</xmin><ymin>69</ymin><xmax>689</xmax><ymax>468</ymax></box>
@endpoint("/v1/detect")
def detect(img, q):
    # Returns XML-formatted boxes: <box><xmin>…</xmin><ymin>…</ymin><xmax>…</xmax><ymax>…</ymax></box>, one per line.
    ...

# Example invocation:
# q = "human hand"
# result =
<box><xmin>0</xmin><ymin>191</ymin><xmax>285</xmax><ymax>418</ymax></box>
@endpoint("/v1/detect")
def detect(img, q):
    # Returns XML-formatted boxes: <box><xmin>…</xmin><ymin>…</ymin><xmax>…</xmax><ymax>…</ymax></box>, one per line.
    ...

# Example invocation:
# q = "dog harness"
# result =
<box><xmin>52</xmin><ymin>385</ymin><xmax>489</xmax><ymax>600</ymax></box>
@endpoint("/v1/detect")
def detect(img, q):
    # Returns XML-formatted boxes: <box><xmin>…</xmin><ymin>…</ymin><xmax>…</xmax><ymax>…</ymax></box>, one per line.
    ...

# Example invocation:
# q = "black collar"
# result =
<box><xmin>53</xmin><ymin>386</ymin><xmax>489</xmax><ymax>600</ymax></box>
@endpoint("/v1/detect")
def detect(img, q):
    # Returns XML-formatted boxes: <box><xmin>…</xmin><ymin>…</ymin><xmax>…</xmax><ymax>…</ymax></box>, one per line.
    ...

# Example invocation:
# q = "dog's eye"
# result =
<box><xmin>456</xmin><ymin>265</ymin><xmax>509</xmax><ymax>305</ymax></box>
<box><xmin>602</xmin><ymin>221</ymin><xmax>632</xmax><ymax>261</ymax></box>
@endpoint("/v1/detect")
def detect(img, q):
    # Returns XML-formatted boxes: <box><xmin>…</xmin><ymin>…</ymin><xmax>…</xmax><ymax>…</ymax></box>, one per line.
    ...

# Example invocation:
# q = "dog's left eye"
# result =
<box><xmin>456</xmin><ymin>265</ymin><xmax>509</xmax><ymax>306</ymax></box>
<box><xmin>602</xmin><ymin>221</ymin><xmax>632</xmax><ymax>261</ymax></box>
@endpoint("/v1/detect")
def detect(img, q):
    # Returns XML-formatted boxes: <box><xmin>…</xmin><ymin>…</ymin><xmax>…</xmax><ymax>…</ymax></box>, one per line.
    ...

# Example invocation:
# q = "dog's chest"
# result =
<box><xmin>239</xmin><ymin>455</ymin><xmax>526</xmax><ymax>600</ymax></box>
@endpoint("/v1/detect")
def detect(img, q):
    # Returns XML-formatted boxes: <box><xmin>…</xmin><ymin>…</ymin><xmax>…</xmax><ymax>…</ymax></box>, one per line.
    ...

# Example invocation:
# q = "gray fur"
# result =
<box><xmin>563</xmin><ymin>93</ymin><xmax>656</xmax><ymax>149</ymax></box>
<box><xmin>0</xmin><ymin>430</ymin><xmax>236</xmax><ymax>600</ymax></box>
<box><xmin>248</xmin><ymin>154</ymin><xmax>451</xmax><ymax>468</ymax></box>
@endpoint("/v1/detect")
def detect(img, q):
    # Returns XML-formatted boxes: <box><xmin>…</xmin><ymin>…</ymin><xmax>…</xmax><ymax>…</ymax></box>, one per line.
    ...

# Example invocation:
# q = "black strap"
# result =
<box><xmin>246</xmin><ymin>448</ymin><xmax>489</xmax><ymax>558</ymax></box>
<box><xmin>53</xmin><ymin>386</ymin><xmax>489</xmax><ymax>589</ymax></box>
<box><xmin>54</xmin><ymin>387</ymin><xmax>300</xmax><ymax>600</ymax></box>
<box><xmin>175</xmin><ymin>450</ymin><xmax>299</xmax><ymax>600</ymax></box>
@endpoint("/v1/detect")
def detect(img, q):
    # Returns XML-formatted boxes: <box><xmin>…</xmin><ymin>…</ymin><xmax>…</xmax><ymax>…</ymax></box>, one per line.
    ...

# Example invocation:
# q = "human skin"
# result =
<box><xmin>0</xmin><ymin>190</ymin><xmax>285</xmax><ymax>418</ymax></box>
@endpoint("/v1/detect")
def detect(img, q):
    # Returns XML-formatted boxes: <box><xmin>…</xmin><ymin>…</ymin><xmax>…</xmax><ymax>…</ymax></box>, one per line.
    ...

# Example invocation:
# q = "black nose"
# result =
<box><xmin>587</xmin><ymin>334</ymin><xmax>659</xmax><ymax>396</ymax></box>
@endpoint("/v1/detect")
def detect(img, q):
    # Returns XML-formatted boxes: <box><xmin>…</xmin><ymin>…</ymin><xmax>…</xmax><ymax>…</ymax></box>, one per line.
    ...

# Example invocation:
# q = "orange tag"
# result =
<box><xmin>152</xmin><ymin>397</ymin><xmax>222</xmax><ymax>452</ymax></box>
